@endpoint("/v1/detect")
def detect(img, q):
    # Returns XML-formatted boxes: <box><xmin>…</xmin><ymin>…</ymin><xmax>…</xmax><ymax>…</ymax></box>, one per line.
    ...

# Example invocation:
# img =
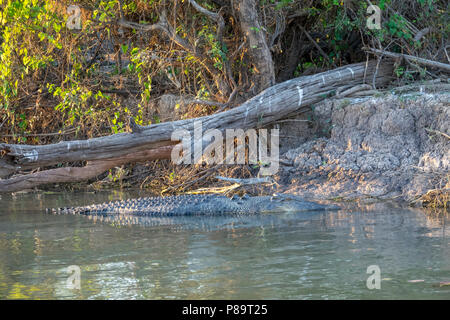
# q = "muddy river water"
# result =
<box><xmin>0</xmin><ymin>191</ymin><xmax>448</xmax><ymax>299</ymax></box>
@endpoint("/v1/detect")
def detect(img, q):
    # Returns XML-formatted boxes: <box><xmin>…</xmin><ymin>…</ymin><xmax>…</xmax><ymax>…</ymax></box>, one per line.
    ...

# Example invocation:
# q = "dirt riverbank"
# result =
<box><xmin>276</xmin><ymin>89</ymin><xmax>449</xmax><ymax>207</ymax></box>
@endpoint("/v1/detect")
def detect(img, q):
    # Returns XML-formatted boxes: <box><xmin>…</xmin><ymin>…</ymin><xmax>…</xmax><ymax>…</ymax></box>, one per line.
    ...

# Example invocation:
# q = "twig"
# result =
<box><xmin>188</xmin><ymin>0</ymin><xmax>225</xmax><ymax>43</ymax></box>
<box><xmin>187</xmin><ymin>176</ymin><xmax>276</xmax><ymax>195</ymax></box>
<box><xmin>215</xmin><ymin>176</ymin><xmax>274</xmax><ymax>185</ymax></box>
<box><xmin>274</xmin><ymin>119</ymin><xmax>312</xmax><ymax>123</ymax></box>
<box><xmin>389</xmin><ymin>80</ymin><xmax>450</xmax><ymax>94</ymax></box>
<box><xmin>444</xmin><ymin>46</ymin><xmax>450</xmax><ymax>64</ymax></box>
<box><xmin>414</xmin><ymin>27</ymin><xmax>431</xmax><ymax>42</ymax></box>
<box><xmin>186</xmin><ymin>98</ymin><xmax>226</xmax><ymax>108</ymax></box>
<box><xmin>216</xmin><ymin>86</ymin><xmax>239</xmax><ymax>112</ymax></box>
<box><xmin>117</xmin><ymin>12</ymin><xmax>215</xmax><ymax>76</ymax></box>
<box><xmin>425</xmin><ymin>128</ymin><xmax>450</xmax><ymax>140</ymax></box>
<box><xmin>337</xmin><ymin>84</ymin><xmax>373</xmax><ymax>98</ymax></box>
<box><xmin>299</xmin><ymin>26</ymin><xmax>337</xmax><ymax>68</ymax></box>
<box><xmin>365</xmin><ymin>47</ymin><xmax>450</xmax><ymax>73</ymax></box>
<box><xmin>269</xmin><ymin>11</ymin><xmax>286</xmax><ymax>48</ymax></box>
<box><xmin>349</xmin><ymin>90</ymin><xmax>380</xmax><ymax>97</ymax></box>
<box><xmin>230</xmin><ymin>41</ymin><xmax>246</xmax><ymax>59</ymax></box>
<box><xmin>0</xmin><ymin>117</ymin><xmax>6</xmax><ymax>130</ymax></box>
<box><xmin>161</xmin><ymin>164</ymin><xmax>223</xmax><ymax>194</ymax></box>
<box><xmin>186</xmin><ymin>184</ymin><xmax>241</xmax><ymax>195</ymax></box>
<box><xmin>187</xmin><ymin>0</ymin><xmax>236</xmax><ymax>98</ymax></box>
<box><xmin>85</xmin><ymin>32</ymin><xmax>106</xmax><ymax>70</ymax></box>
<box><xmin>129</xmin><ymin>117</ymin><xmax>143</xmax><ymax>134</ymax></box>
<box><xmin>0</xmin><ymin>128</ymin><xmax>77</xmax><ymax>138</ymax></box>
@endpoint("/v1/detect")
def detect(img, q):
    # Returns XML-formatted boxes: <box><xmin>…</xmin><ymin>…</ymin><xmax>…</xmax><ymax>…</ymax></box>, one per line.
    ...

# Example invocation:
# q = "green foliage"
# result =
<box><xmin>0</xmin><ymin>0</ymin><xmax>62</xmax><ymax>110</ymax></box>
<box><xmin>295</xmin><ymin>0</ymin><xmax>447</xmax><ymax>70</ymax></box>
<box><xmin>0</xmin><ymin>0</ymin><xmax>141</xmax><ymax>139</ymax></box>
<box><xmin>275</xmin><ymin>0</ymin><xmax>294</xmax><ymax>10</ymax></box>
<box><xmin>93</xmin><ymin>0</ymin><xmax>118</xmax><ymax>23</ymax></box>
<box><xmin>198</xmin><ymin>24</ymin><xmax>228</xmax><ymax>71</ymax></box>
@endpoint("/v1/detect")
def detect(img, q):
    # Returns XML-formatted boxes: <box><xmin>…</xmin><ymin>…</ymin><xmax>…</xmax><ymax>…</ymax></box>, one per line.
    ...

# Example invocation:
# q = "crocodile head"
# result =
<box><xmin>251</xmin><ymin>194</ymin><xmax>340</xmax><ymax>214</ymax></box>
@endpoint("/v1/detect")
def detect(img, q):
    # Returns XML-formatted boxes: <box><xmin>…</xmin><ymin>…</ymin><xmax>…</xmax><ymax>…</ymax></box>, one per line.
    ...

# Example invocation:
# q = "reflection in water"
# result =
<box><xmin>0</xmin><ymin>191</ymin><xmax>448</xmax><ymax>299</ymax></box>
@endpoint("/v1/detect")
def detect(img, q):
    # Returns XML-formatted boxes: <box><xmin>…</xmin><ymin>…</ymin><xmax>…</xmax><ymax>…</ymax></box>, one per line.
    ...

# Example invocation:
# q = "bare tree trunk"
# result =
<box><xmin>0</xmin><ymin>146</ymin><xmax>174</xmax><ymax>193</ymax></box>
<box><xmin>234</xmin><ymin>0</ymin><xmax>276</xmax><ymax>95</ymax></box>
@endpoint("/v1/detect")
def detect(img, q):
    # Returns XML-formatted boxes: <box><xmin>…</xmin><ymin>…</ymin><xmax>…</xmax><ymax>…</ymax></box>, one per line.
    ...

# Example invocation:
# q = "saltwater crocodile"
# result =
<box><xmin>48</xmin><ymin>193</ymin><xmax>339</xmax><ymax>217</ymax></box>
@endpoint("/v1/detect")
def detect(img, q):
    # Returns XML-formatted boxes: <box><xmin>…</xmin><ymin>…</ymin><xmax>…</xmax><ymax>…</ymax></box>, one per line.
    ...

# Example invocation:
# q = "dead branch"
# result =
<box><xmin>0</xmin><ymin>146</ymin><xmax>174</xmax><ymax>193</ymax></box>
<box><xmin>425</xmin><ymin>128</ymin><xmax>450</xmax><ymax>140</ymax></box>
<box><xmin>365</xmin><ymin>47</ymin><xmax>450</xmax><ymax>73</ymax></box>
<box><xmin>188</xmin><ymin>0</ymin><xmax>225</xmax><ymax>43</ymax></box>
<box><xmin>216</xmin><ymin>176</ymin><xmax>274</xmax><ymax>185</ymax></box>
<box><xmin>299</xmin><ymin>26</ymin><xmax>337</xmax><ymax>69</ymax></box>
<box><xmin>337</xmin><ymin>84</ymin><xmax>373</xmax><ymax>98</ymax></box>
<box><xmin>117</xmin><ymin>12</ymin><xmax>216</xmax><ymax>77</ymax></box>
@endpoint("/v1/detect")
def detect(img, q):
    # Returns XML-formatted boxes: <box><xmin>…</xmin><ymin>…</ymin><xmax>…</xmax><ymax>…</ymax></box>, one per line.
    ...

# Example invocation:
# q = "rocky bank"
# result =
<box><xmin>276</xmin><ymin>90</ymin><xmax>449</xmax><ymax>205</ymax></box>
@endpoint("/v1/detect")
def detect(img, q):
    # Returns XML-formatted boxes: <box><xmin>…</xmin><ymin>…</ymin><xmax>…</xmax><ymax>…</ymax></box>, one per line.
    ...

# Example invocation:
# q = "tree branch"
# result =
<box><xmin>365</xmin><ymin>47</ymin><xmax>450</xmax><ymax>73</ymax></box>
<box><xmin>0</xmin><ymin>146</ymin><xmax>174</xmax><ymax>193</ymax></box>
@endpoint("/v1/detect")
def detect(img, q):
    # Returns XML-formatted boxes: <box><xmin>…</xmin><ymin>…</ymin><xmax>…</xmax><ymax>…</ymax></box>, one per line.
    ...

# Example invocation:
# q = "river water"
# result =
<box><xmin>0</xmin><ymin>191</ymin><xmax>448</xmax><ymax>299</ymax></box>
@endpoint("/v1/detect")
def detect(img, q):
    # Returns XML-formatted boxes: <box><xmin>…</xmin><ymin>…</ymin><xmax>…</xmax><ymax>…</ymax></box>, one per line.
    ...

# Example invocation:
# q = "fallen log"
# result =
<box><xmin>0</xmin><ymin>60</ymin><xmax>394</xmax><ymax>192</ymax></box>
<box><xmin>0</xmin><ymin>146</ymin><xmax>174</xmax><ymax>192</ymax></box>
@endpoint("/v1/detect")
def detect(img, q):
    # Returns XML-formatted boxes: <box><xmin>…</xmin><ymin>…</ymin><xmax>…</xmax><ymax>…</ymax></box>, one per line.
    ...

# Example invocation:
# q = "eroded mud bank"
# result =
<box><xmin>277</xmin><ymin>91</ymin><xmax>449</xmax><ymax>204</ymax></box>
